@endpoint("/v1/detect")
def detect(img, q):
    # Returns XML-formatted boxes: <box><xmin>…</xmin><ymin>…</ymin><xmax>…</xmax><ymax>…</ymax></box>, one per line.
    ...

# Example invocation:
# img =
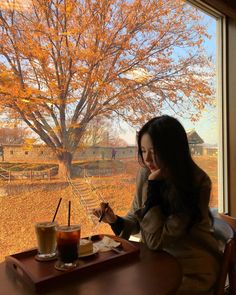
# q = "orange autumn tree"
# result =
<box><xmin>0</xmin><ymin>126</ymin><xmax>31</xmax><ymax>144</ymax></box>
<box><xmin>0</xmin><ymin>0</ymin><xmax>214</xmax><ymax>178</ymax></box>
<box><xmin>81</xmin><ymin>117</ymin><xmax>109</xmax><ymax>147</ymax></box>
<box><xmin>81</xmin><ymin>117</ymin><xmax>127</xmax><ymax>147</ymax></box>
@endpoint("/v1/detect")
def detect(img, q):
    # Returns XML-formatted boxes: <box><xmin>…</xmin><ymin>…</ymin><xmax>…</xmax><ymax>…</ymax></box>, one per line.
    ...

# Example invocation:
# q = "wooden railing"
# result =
<box><xmin>67</xmin><ymin>175</ymin><xmax>103</xmax><ymax>226</ymax></box>
<box><xmin>0</xmin><ymin>166</ymin><xmax>58</xmax><ymax>182</ymax></box>
<box><xmin>81</xmin><ymin>166</ymin><xmax>126</xmax><ymax>177</ymax></box>
<box><xmin>0</xmin><ymin>167</ymin><xmax>10</xmax><ymax>181</ymax></box>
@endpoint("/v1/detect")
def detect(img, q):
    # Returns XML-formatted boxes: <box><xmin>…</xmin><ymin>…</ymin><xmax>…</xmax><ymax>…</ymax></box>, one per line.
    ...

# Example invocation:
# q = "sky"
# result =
<box><xmin>118</xmin><ymin>11</ymin><xmax>218</xmax><ymax>146</ymax></box>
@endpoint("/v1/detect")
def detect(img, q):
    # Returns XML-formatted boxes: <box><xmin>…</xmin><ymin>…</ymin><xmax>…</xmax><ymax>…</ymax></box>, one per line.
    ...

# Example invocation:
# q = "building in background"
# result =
<box><xmin>0</xmin><ymin>129</ymin><xmax>217</xmax><ymax>163</ymax></box>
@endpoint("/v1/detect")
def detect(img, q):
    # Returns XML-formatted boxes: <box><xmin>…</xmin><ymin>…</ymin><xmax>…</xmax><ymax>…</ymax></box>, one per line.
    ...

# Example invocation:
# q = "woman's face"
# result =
<box><xmin>140</xmin><ymin>133</ymin><xmax>159</xmax><ymax>173</ymax></box>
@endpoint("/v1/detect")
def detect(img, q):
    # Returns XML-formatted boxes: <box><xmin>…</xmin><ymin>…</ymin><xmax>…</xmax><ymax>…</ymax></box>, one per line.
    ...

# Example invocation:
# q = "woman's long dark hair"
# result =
<box><xmin>137</xmin><ymin>115</ymin><xmax>202</xmax><ymax>227</ymax></box>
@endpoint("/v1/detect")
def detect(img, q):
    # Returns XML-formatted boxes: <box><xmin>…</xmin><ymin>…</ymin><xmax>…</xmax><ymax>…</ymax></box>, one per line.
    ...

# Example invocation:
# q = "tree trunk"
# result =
<box><xmin>57</xmin><ymin>151</ymin><xmax>73</xmax><ymax>180</ymax></box>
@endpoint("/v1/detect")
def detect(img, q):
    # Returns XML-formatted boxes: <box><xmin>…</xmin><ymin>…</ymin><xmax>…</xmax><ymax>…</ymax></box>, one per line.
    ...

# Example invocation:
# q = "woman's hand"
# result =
<box><xmin>148</xmin><ymin>168</ymin><xmax>163</xmax><ymax>180</ymax></box>
<box><xmin>92</xmin><ymin>202</ymin><xmax>117</xmax><ymax>224</ymax></box>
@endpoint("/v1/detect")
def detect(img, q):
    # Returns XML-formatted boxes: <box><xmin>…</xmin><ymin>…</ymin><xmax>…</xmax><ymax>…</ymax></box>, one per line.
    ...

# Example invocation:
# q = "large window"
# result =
<box><xmin>0</xmin><ymin>0</ymin><xmax>226</xmax><ymax>262</ymax></box>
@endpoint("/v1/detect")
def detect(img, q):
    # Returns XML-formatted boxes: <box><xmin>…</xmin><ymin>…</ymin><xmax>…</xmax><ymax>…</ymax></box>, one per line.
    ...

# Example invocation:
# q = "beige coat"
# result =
<box><xmin>120</xmin><ymin>167</ymin><xmax>221</xmax><ymax>295</ymax></box>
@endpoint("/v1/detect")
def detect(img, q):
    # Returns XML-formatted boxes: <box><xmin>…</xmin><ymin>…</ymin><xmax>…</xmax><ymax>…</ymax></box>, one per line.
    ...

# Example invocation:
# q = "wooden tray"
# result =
<box><xmin>5</xmin><ymin>234</ymin><xmax>140</xmax><ymax>291</ymax></box>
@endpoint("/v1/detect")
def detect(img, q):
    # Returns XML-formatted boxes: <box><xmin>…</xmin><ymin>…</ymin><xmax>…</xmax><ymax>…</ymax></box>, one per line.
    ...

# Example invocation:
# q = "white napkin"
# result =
<box><xmin>95</xmin><ymin>236</ymin><xmax>121</xmax><ymax>252</ymax></box>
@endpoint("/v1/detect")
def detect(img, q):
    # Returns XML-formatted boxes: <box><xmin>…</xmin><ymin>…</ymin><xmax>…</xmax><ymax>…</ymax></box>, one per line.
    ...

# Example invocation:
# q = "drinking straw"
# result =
<box><xmin>68</xmin><ymin>200</ymin><xmax>71</xmax><ymax>227</ymax></box>
<box><xmin>52</xmin><ymin>197</ymin><xmax>62</xmax><ymax>222</ymax></box>
<box><xmin>99</xmin><ymin>202</ymin><xmax>109</xmax><ymax>222</ymax></box>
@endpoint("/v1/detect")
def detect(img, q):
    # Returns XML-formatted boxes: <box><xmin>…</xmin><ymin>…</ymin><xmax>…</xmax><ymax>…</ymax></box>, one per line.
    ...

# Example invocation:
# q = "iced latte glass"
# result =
<box><xmin>55</xmin><ymin>224</ymin><xmax>81</xmax><ymax>271</ymax></box>
<box><xmin>35</xmin><ymin>221</ymin><xmax>57</xmax><ymax>261</ymax></box>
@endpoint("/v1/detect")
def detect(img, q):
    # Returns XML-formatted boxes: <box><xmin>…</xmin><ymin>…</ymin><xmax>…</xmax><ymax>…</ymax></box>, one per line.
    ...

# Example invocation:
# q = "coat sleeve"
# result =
<box><xmin>121</xmin><ymin>168</ymin><xmax>212</xmax><ymax>251</ymax></box>
<box><xmin>119</xmin><ymin>167</ymin><xmax>191</xmax><ymax>244</ymax></box>
<box><xmin>140</xmin><ymin>207</ymin><xmax>191</xmax><ymax>250</ymax></box>
<box><xmin>140</xmin><ymin>173</ymin><xmax>212</xmax><ymax>250</ymax></box>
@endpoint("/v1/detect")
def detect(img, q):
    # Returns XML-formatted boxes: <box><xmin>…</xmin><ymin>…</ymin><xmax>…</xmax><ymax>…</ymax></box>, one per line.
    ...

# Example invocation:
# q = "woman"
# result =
<box><xmin>93</xmin><ymin>115</ymin><xmax>221</xmax><ymax>295</ymax></box>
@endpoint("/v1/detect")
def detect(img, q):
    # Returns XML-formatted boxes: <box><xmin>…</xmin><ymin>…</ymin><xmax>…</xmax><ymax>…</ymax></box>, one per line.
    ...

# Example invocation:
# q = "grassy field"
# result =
<box><xmin>193</xmin><ymin>155</ymin><xmax>218</xmax><ymax>208</ymax></box>
<box><xmin>0</xmin><ymin>174</ymin><xmax>134</xmax><ymax>262</ymax></box>
<box><xmin>0</xmin><ymin>156</ymin><xmax>218</xmax><ymax>262</ymax></box>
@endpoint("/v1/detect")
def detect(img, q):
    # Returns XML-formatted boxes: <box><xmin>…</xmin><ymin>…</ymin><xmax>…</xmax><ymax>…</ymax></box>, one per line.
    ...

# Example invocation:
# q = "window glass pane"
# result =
<box><xmin>0</xmin><ymin>0</ymin><xmax>221</xmax><ymax>262</ymax></box>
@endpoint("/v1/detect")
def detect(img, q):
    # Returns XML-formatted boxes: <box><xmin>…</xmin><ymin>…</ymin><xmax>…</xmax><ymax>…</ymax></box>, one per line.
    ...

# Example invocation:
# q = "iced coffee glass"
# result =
<box><xmin>35</xmin><ymin>221</ymin><xmax>57</xmax><ymax>261</ymax></box>
<box><xmin>55</xmin><ymin>224</ymin><xmax>81</xmax><ymax>271</ymax></box>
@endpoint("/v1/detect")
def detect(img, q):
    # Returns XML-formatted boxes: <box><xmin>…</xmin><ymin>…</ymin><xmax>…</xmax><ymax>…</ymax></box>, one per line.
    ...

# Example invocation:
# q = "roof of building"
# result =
<box><xmin>187</xmin><ymin>129</ymin><xmax>204</xmax><ymax>144</ymax></box>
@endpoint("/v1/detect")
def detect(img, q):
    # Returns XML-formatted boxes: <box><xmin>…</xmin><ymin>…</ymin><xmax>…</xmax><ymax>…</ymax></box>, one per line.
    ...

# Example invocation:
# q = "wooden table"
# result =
<box><xmin>0</xmin><ymin>243</ymin><xmax>182</xmax><ymax>295</ymax></box>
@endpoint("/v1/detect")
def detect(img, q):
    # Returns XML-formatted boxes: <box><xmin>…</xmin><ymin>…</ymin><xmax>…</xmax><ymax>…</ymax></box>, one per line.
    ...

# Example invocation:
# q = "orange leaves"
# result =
<box><xmin>0</xmin><ymin>0</ymin><xmax>215</xmax><ymax>159</ymax></box>
<box><xmin>0</xmin><ymin>0</ymin><xmax>31</xmax><ymax>11</ymax></box>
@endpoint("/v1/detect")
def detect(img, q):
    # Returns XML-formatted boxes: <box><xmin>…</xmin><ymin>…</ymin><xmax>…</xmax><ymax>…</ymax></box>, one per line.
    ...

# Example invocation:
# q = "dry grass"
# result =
<box><xmin>0</xmin><ymin>156</ymin><xmax>218</xmax><ymax>262</ymax></box>
<box><xmin>193</xmin><ymin>155</ymin><xmax>218</xmax><ymax>208</ymax></box>
<box><xmin>0</xmin><ymin>175</ymin><xmax>135</xmax><ymax>262</ymax></box>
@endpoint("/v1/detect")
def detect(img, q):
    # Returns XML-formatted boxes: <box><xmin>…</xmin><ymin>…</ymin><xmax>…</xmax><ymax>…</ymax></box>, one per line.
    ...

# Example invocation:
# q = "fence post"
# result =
<box><xmin>30</xmin><ymin>170</ymin><xmax>32</xmax><ymax>181</ymax></box>
<box><xmin>8</xmin><ymin>171</ymin><xmax>11</xmax><ymax>183</ymax></box>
